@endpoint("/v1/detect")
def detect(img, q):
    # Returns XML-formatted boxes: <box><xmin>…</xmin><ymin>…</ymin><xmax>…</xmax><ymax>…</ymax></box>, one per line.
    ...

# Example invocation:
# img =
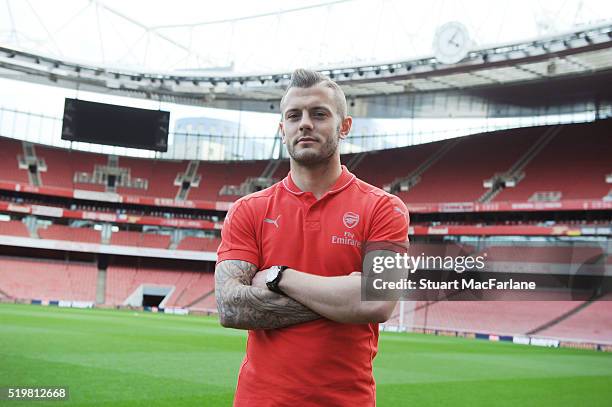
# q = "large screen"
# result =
<box><xmin>61</xmin><ymin>99</ymin><xmax>169</xmax><ymax>152</ymax></box>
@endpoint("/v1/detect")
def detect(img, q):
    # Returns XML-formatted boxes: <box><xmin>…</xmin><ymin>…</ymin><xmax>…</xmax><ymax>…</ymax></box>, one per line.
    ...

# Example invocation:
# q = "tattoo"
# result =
<box><xmin>215</xmin><ymin>260</ymin><xmax>320</xmax><ymax>330</ymax></box>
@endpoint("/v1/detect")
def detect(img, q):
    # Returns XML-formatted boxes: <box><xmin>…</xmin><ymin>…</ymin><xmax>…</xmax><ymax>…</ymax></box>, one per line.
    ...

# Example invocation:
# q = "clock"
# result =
<box><xmin>433</xmin><ymin>22</ymin><xmax>471</xmax><ymax>64</ymax></box>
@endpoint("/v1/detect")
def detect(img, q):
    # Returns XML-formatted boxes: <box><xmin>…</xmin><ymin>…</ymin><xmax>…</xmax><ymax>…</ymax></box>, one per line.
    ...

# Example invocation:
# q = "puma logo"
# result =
<box><xmin>264</xmin><ymin>215</ymin><xmax>281</xmax><ymax>228</ymax></box>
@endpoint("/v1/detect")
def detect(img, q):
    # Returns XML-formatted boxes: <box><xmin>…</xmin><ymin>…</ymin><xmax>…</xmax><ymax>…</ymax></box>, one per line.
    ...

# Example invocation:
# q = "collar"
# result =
<box><xmin>282</xmin><ymin>165</ymin><xmax>356</xmax><ymax>196</ymax></box>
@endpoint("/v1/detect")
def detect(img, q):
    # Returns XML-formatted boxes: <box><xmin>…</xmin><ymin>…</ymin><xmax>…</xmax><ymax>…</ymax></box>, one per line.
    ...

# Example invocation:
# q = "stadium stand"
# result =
<box><xmin>188</xmin><ymin>160</ymin><xmax>268</xmax><ymax>201</ymax></box>
<box><xmin>395</xmin><ymin>298</ymin><xmax>583</xmax><ymax>336</ymax></box>
<box><xmin>0</xmin><ymin>259</ymin><xmax>216</xmax><ymax>311</ymax></box>
<box><xmin>167</xmin><ymin>272</ymin><xmax>215</xmax><ymax>309</ymax></box>
<box><xmin>104</xmin><ymin>265</ymin><xmax>136</xmax><ymax>305</ymax></box>
<box><xmin>349</xmin><ymin>140</ymin><xmax>446</xmax><ymax>193</ymax></box>
<box><xmin>1</xmin><ymin>120</ymin><xmax>610</xmax><ymax>205</ymax></box>
<box><xmin>0</xmin><ymin>138</ymin><xmax>30</xmax><ymax>184</ymax></box>
<box><xmin>37</xmin><ymin>144</ymin><xmax>78</xmax><ymax>190</ymax></box>
<box><xmin>105</xmin><ymin>265</ymin><xmax>214</xmax><ymax>307</ymax></box>
<box><xmin>176</xmin><ymin>236</ymin><xmax>221</xmax><ymax>251</ymax></box>
<box><xmin>482</xmin><ymin>244</ymin><xmax>604</xmax><ymax>264</ymax></box>
<box><xmin>64</xmin><ymin>149</ymin><xmax>109</xmax><ymax>192</ymax></box>
<box><xmin>0</xmin><ymin>220</ymin><xmax>29</xmax><ymax>237</ymax></box>
<box><xmin>38</xmin><ymin>224</ymin><xmax>101</xmax><ymax>243</ymax></box>
<box><xmin>271</xmin><ymin>160</ymin><xmax>290</xmax><ymax>180</ymax></box>
<box><xmin>536</xmin><ymin>294</ymin><xmax>612</xmax><ymax>343</ymax></box>
<box><xmin>188</xmin><ymin>291</ymin><xmax>218</xmax><ymax>312</ymax></box>
<box><xmin>0</xmin><ymin>119</ymin><xmax>609</xmax><ymax>348</ymax></box>
<box><xmin>148</xmin><ymin>160</ymin><xmax>189</xmax><ymax>199</ymax></box>
<box><xmin>110</xmin><ymin>230</ymin><xmax>171</xmax><ymax>249</ymax></box>
<box><xmin>493</xmin><ymin>120</ymin><xmax>612</xmax><ymax>202</ymax></box>
<box><xmin>0</xmin><ymin>256</ymin><xmax>97</xmax><ymax>301</ymax></box>
<box><xmin>409</xmin><ymin>241</ymin><xmax>475</xmax><ymax>258</ymax></box>
<box><xmin>113</xmin><ymin>156</ymin><xmax>155</xmax><ymax>196</ymax></box>
<box><xmin>396</xmin><ymin>128</ymin><xmax>540</xmax><ymax>203</ymax></box>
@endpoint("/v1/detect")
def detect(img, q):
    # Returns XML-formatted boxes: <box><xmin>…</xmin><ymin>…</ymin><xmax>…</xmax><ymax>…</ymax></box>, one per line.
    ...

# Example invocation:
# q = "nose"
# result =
<box><xmin>299</xmin><ymin>112</ymin><xmax>313</xmax><ymax>132</ymax></box>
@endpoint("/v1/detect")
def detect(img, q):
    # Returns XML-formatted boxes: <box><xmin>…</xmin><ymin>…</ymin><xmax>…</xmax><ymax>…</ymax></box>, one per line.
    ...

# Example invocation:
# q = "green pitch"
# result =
<box><xmin>1</xmin><ymin>303</ymin><xmax>611</xmax><ymax>406</ymax></box>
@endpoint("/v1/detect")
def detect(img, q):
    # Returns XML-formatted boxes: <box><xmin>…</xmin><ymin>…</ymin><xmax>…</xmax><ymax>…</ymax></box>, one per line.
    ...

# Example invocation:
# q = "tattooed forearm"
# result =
<box><xmin>215</xmin><ymin>260</ymin><xmax>320</xmax><ymax>330</ymax></box>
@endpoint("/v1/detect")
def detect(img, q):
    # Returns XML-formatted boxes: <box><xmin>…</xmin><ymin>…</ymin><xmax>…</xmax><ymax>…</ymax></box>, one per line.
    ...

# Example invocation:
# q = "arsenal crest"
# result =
<box><xmin>343</xmin><ymin>212</ymin><xmax>360</xmax><ymax>228</ymax></box>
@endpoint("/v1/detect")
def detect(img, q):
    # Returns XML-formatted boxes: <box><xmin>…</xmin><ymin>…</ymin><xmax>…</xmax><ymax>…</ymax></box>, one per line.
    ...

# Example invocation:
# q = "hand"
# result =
<box><xmin>251</xmin><ymin>270</ymin><xmax>268</xmax><ymax>289</ymax></box>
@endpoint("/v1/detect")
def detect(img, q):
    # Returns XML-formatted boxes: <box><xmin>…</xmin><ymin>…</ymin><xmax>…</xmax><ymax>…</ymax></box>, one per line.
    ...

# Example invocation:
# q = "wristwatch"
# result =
<box><xmin>266</xmin><ymin>265</ymin><xmax>289</xmax><ymax>294</ymax></box>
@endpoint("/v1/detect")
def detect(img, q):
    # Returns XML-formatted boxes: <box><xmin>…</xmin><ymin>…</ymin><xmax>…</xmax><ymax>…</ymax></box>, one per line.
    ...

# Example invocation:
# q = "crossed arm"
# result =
<box><xmin>215</xmin><ymin>257</ymin><xmax>398</xmax><ymax>330</ymax></box>
<box><xmin>214</xmin><ymin>260</ymin><xmax>319</xmax><ymax>330</ymax></box>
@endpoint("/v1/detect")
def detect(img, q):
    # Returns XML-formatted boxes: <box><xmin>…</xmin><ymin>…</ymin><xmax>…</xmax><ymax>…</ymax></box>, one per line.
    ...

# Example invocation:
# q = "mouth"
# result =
<box><xmin>296</xmin><ymin>137</ymin><xmax>318</xmax><ymax>145</ymax></box>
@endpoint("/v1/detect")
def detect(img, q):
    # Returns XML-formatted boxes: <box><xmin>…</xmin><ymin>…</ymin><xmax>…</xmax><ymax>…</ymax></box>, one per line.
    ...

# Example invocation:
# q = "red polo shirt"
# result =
<box><xmin>217</xmin><ymin>166</ymin><xmax>409</xmax><ymax>407</ymax></box>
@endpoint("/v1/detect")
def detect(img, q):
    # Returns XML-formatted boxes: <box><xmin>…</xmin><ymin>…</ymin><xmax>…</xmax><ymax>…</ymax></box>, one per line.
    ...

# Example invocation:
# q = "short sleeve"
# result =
<box><xmin>366</xmin><ymin>194</ymin><xmax>410</xmax><ymax>253</ymax></box>
<box><xmin>216</xmin><ymin>199</ymin><xmax>260</xmax><ymax>267</ymax></box>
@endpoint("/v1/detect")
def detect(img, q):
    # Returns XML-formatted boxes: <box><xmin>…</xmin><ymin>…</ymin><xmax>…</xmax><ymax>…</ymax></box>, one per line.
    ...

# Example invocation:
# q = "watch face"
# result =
<box><xmin>266</xmin><ymin>266</ymin><xmax>281</xmax><ymax>283</ymax></box>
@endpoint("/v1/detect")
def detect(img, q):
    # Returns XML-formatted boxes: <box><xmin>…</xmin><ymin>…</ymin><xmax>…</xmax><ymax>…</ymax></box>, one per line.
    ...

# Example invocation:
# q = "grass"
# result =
<box><xmin>1</xmin><ymin>303</ymin><xmax>611</xmax><ymax>406</ymax></box>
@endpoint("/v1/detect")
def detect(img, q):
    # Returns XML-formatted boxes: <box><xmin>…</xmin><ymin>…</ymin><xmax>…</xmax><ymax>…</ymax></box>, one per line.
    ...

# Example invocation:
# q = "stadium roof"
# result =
<box><xmin>1</xmin><ymin>0</ymin><xmax>612</xmax><ymax>117</ymax></box>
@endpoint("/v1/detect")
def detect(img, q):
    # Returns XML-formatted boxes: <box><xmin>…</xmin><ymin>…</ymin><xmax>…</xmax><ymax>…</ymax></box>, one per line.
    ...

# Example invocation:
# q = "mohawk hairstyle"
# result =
<box><xmin>280</xmin><ymin>68</ymin><xmax>348</xmax><ymax>119</ymax></box>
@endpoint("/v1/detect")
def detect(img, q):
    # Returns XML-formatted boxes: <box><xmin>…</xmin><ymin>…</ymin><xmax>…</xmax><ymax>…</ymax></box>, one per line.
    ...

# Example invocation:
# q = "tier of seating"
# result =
<box><xmin>4</xmin><ymin>259</ymin><xmax>605</xmax><ymax>344</ymax></box>
<box><xmin>398</xmin><ymin>128</ymin><xmax>539</xmax><ymax>203</ymax></box>
<box><xmin>105</xmin><ymin>265</ymin><xmax>214</xmax><ymax>308</ymax></box>
<box><xmin>38</xmin><ymin>224</ymin><xmax>101</xmax><ymax>243</ymax></box>
<box><xmin>3</xmin><ymin>219</ymin><xmax>606</xmax><ymax>262</ymax></box>
<box><xmin>0</xmin><ymin>221</ymin><xmax>220</xmax><ymax>251</ymax></box>
<box><xmin>1</xmin><ymin>119</ymin><xmax>609</xmax><ymax>205</ymax></box>
<box><xmin>404</xmin><ymin>296</ymin><xmax>579</xmax><ymax>335</ymax></box>
<box><xmin>494</xmin><ymin>119</ymin><xmax>611</xmax><ymax>202</ymax></box>
<box><xmin>35</xmin><ymin>143</ymin><xmax>267</xmax><ymax>201</ymax></box>
<box><xmin>386</xmin><ymin>294</ymin><xmax>612</xmax><ymax>344</ymax></box>
<box><xmin>109</xmin><ymin>230</ymin><xmax>171</xmax><ymax>249</ymax></box>
<box><xmin>0</xmin><ymin>256</ymin><xmax>215</xmax><ymax>308</ymax></box>
<box><xmin>481</xmin><ymin>244</ymin><xmax>605</xmax><ymax>264</ymax></box>
<box><xmin>188</xmin><ymin>291</ymin><xmax>218</xmax><ymax>312</ymax></box>
<box><xmin>187</xmin><ymin>161</ymin><xmax>268</xmax><ymax>202</ymax></box>
<box><xmin>2</xmin><ymin>253</ymin><xmax>609</xmax><ymax>343</ymax></box>
<box><xmin>0</xmin><ymin>256</ymin><xmax>97</xmax><ymax>301</ymax></box>
<box><xmin>0</xmin><ymin>220</ymin><xmax>29</xmax><ymax>237</ymax></box>
<box><xmin>114</xmin><ymin>156</ymin><xmax>183</xmax><ymax>199</ymax></box>
<box><xmin>408</xmin><ymin>242</ymin><xmax>607</xmax><ymax>266</ymax></box>
<box><xmin>271</xmin><ymin>160</ymin><xmax>290</xmax><ymax>180</ymax></box>
<box><xmin>166</xmin><ymin>272</ymin><xmax>216</xmax><ymax>309</ymax></box>
<box><xmin>409</xmin><ymin>241</ymin><xmax>475</xmax><ymax>257</ymax></box>
<box><xmin>349</xmin><ymin>140</ymin><xmax>444</xmax><ymax>192</ymax></box>
<box><xmin>0</xmin><ymin>138</ymin><xmax>30</xmax><ymax>184</ymax></box>
<box><xmin>176</xmin><ymin>236</ymin><xmax>221</xmax><ymax>251</ymax></box>
<box><xmin>537</xmin><ymin>294</ymin><xmax>612</xmax><ymax>343</ymax></box>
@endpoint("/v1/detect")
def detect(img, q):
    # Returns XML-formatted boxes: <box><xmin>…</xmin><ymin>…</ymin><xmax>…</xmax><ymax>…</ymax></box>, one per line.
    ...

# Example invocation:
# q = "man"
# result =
<box><xmin>215</xmin><ymin>68</ymin><xmax>409</xmax><ymax>406</ymax></box>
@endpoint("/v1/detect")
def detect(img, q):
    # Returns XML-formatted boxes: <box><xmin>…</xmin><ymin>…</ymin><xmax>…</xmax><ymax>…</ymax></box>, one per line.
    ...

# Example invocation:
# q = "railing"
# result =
<box><xmin>0</xmin><ymin>105</ymin><xmax>609</xmax><ymax>161</ymax></box>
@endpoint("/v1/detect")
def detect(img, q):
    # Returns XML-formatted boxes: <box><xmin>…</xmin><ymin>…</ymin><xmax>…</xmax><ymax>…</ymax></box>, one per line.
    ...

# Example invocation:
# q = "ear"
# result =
<box><xmin>339</xmin><ymin>116</ymin><xmax>352</xmax><ymax>140</ymax></box>
<box><xmin>279</xmin><ymin>121</ymin><xmax>286</xmax><ymax>144</ymax></box>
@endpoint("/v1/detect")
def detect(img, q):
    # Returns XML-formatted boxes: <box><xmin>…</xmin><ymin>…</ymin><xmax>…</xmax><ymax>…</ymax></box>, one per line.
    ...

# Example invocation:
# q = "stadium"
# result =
<box><xmin>0</xmin><ymin>0</ymin><xmax>611</xmax><ymax>405</ymax></box>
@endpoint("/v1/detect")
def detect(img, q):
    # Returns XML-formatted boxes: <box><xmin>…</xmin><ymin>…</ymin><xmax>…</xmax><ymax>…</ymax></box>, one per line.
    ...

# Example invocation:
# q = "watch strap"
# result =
<box><xmin>267</xmin><ymin>265</ymin><xmax>288</xmax><ymax>294</ymax></box>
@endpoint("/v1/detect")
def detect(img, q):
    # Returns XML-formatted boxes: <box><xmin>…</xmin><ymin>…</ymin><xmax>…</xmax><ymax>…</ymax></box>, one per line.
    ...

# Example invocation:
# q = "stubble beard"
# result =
<box><xmin>287</xmin><ymin>127</ymin><xmax>341</xmax><ymax>167</ymax></box>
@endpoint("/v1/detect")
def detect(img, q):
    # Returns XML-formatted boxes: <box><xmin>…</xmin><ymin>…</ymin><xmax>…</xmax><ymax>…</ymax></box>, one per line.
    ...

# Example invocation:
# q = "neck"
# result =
<box><xmin>289</xmin><ymin>157</ymin><xmax>342</xmax><ymax>199</ymax></box>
